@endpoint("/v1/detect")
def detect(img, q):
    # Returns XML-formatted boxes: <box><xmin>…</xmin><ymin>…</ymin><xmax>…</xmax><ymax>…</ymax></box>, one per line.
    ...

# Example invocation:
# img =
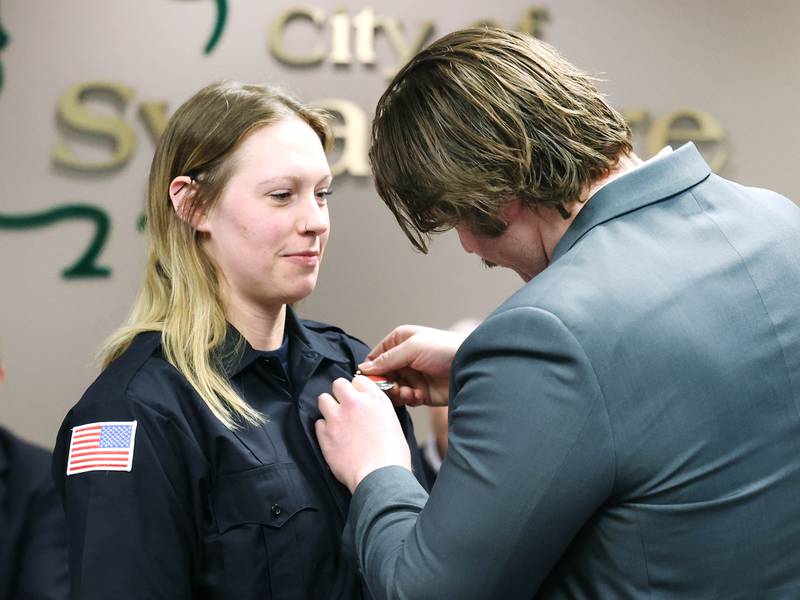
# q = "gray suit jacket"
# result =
<box><xmin>345</xmin><ymin>143</ymin><xmax>800</xmax><ymax>599</ymax></box>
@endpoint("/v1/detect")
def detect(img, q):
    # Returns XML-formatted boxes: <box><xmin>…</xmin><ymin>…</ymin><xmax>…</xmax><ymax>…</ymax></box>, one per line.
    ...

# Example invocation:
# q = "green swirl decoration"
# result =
<box><xmin>0</xmin><ymin>204</ymin><xmax>112</xmax><ymax>278</ymax></box>
<box><xmin>0</xmin><ymin>8</ymin><xmax>9</xmax><ymax>92</ymax></box>
<box><xmin>204</xmin><ymin>0</ymin><xmax>227</xmax><ymax>54</ymax></box>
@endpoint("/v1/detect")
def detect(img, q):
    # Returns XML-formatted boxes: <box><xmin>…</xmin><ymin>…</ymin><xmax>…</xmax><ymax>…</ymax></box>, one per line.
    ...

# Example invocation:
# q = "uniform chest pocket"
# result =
<box><xmin>211</xmin><ymin>463</ymin><xmax>320</xmax><ymax>599</ymax></box>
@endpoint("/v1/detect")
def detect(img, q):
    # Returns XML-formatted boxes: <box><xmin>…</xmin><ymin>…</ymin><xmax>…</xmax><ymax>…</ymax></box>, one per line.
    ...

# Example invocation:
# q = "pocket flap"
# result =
<box><xmin>212</xmin><ymin>463</ymin><xmax>318</xmax><ymax>532</ymax></box>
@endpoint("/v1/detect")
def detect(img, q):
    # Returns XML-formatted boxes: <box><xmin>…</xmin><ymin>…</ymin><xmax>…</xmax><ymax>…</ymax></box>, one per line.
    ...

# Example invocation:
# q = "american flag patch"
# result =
<box><xmin>66</xmin><ymin>421</ymin><xmax>137</xmax><ymax>476</ymax></box>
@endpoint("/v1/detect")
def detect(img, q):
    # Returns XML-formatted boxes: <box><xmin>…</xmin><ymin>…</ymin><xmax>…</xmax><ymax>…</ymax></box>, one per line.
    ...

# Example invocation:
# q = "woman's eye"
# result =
<box><xmin>269</xmin><ymin>192</ymin><xmax>292</xmax><ymax>201</ymax></box>
<box><xmin>316</xmin><ymin>190</ymin><xmax>333</xmax><ymax>200</ymax></box>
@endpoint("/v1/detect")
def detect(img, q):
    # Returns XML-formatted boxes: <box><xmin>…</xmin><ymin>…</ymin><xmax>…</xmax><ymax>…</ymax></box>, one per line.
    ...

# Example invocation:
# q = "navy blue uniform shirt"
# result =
<box><xmin>0</xmin><ymin>426</ymin><xmax>68</xmax><ymax>600</ymax></box>
<box><xmin>52</xmin><ymin>308</ymin><xmax>427</xmax><ymax>599</ymax></box>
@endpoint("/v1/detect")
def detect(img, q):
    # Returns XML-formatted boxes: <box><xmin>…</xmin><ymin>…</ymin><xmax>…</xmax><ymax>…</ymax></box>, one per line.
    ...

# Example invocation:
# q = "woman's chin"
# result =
<box><xmin>281</xmin><ymin>279</ymin><xmax>317</xmax><ymax>305</ymax></box>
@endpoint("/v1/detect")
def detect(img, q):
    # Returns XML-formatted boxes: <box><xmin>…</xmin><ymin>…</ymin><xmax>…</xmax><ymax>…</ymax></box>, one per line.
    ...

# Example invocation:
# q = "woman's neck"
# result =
<box><xmin>225</xmin><ymin>297</ymin><xmax>287</xmax><ymax>351</ymax></box>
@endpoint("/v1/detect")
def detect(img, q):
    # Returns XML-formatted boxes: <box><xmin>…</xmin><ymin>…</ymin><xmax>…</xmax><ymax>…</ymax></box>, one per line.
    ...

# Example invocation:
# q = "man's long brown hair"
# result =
<box><xmin>369</xmin><ymin>27</ymin><xmax>632</xmax><ymax>252</ymax></box>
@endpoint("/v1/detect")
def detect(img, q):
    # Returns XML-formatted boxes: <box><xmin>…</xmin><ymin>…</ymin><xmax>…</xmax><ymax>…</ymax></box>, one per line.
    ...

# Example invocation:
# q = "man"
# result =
<box><xmin>315</xmin><ymin>27</ymin><xmax>800</xmax><ymax>599</ymax></box>
<box><xmin>0</xmin><ymin>355</ymin><xmax>69</xmax><ymax>599</ymax></box>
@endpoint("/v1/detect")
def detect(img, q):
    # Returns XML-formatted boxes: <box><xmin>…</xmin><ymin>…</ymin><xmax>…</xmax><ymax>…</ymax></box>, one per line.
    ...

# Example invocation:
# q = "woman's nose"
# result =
<box><xmin>299</xmin><ymin>196</ymin><xmax>329</xmax><ymax>235</ymax></box>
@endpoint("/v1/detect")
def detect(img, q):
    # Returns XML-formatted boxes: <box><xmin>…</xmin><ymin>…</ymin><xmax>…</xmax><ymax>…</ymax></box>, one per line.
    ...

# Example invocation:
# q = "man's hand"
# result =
<box><xmin>357</xmin><ymin>325</ymin><xmax>467</xmax><ymax>407</ymax></box>
<box><xmin>316</xmin><ymin>376</ymin><xmax>412</xmax><ymax>493</ymax></box>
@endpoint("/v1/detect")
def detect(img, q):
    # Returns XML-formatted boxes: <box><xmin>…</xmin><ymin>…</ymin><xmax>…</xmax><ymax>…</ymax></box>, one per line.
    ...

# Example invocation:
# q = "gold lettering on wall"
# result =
<box><xmin>313</xmin><ymin>98</ymin><xmax>369</xmax><ymax>176</ymax></box>
<box><xmin>29</xmin><ymin>7</ymin><xmax>740</xmax><ymax>281</ymax></box>
<box><xmin>269</xmin><ymin>6</ymin><xmax>433</xmax><ymax>77</ymax></box>
<box><xmin>330</xmin><ymin>10</ymin><xmax>352</xmax><ymax>65</ymax></box>
<box><xmin>51</xmin><ymin>81</ymin><xmax>136</xmax><ymax>172</ymax></box>
<box><xmin>517</xmin><ymin>7</ymin><xmax>550</xmax><ymax>38</ymax></box>
<box><xmin>139</xmin><ymin>101</ymin><xmax>169</xmax><ymax>143</ymax></box>
<box><xmin>354</xmin><ymin>8</ymin><xmax>377</xmax><ymax>65</ymax></box>
<box><xmin>647</xmin><ymin>110</ymin><xmax>726</xmax><ymax>171</ymax></box>
<box><xmin>377</xmin><ymin>16</ymin><xmax>434</xmax><ymax>77</ymax></box>
<box><xmin>469</xmin><ymin>19</ymin><xmax>501</xmax><ymax>28</ymax></box>
<box><xmin>49</xmin><ymin>79</ymin><xmax>730</xmax><ymax>178</ymax></box>
<box><xmin>623</xmin><ymin>108</ymin><xmax>727</xmax><ymax>170</ymax></box>
<box><xmin>621</xmin><ymin>108</ymin><xmax>648</xmax><ymax>130</ymax></box>
<box><xmin>269</xmin><ymin>7</ymin><xmax>326</xmax><ymax>66</ymax></box>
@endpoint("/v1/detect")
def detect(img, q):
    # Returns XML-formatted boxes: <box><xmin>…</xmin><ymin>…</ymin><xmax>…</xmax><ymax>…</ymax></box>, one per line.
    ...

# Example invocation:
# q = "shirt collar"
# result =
<box><xmin>551</xmin><ymin>142</ymin><xmax>711</xmax><ymax>263</ymax></box>
<box><xmin>222</xmin><ymin>305</ymin><xmax>350</xmax><ymax>377</ymax></box>
<box><xmin>586</xmin><ymin>146</ymin><xmax>674</xmax><ymax>202</ymax></box>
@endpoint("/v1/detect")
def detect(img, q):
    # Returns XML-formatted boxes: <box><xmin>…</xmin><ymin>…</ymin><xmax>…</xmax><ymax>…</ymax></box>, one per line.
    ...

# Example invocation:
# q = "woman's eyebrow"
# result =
<box><xmin>256</xmin><ymin>174</ymin><xmax>332</xmax><ymax>187</ymax></box>
<box><xmin>256</xmin><ymin>176</ymin><xmax>295</xmax><ymax>187</ymax></box>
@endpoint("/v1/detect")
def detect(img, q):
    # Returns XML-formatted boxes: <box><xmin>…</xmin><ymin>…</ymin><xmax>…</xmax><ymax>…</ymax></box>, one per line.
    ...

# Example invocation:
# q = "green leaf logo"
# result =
<box><xmin>203</xmin><ymin>0</ymin><xmax>227</xmax><ymax>55</ymax></box>
<box><xmin>0</xmin><ymin>205</ymin><xmax>112</xmax><ymax>278</ymax></box>
<box><xmin>0</xmin><ymin>6</ymin><xmax>9</xmax><ymax>92</ymax></box>
<box><xmin>177</xmin><ymin>0</ymin><xmax>227</xmax><ymax>54</ymax></box>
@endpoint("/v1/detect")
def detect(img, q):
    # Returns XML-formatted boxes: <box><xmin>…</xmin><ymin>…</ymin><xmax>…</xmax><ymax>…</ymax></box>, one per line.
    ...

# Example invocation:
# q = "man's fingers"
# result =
<box><xmin>394</xmin><ymin>385</ymin><xmax>419</xmax><ymax>406</ymax></box>
<box><xmin>360</xmin><ymin>337</ymin><xmax>417</xmax><ymax>375</ymax></box>
<box><xmin>358</xmin><ymin>367</ymin><xmax>431</xmax><ymax>407</ymax></box>
<box><xmin>396</xmin><ymin>368</ymin><xmax>431</xmax><ymax>404</ymax></box>
<box><xmin>365</xmin><ymin>325</ymin><xmax>419</xmax><ymax>362</ymax></box>
<box><xmin>365</xmin><ymin>327</ymin><xmax>405</xmax><ymax>361</ymax></box>
<box><xmin>413</xmin><ymin>388</ymin><xmax>427</xmax><ymax>405</ymax></box>
<box><xmin>395</xmin><ymin>367</ymin><xmax>427</xmax><ymax>390</ymax></box>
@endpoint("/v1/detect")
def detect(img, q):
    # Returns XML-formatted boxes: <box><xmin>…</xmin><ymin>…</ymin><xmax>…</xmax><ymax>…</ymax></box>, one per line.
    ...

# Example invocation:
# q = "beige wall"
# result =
<box><xmin>1</xmin><ymin>0</ymin><xmax>798</xmax><ymax>448</ymax></box>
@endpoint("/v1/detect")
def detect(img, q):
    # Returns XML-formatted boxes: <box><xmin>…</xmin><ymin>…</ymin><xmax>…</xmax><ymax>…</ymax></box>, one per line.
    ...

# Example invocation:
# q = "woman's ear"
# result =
<box><xmin>168</xmin><ymin>176</ymin><xmax>209</xmax><ymax>230</ymax></box>
<box><xmin>169</xmin><ymin>176</ymin><xmax>194</xmax><ymax>222</ymax></box>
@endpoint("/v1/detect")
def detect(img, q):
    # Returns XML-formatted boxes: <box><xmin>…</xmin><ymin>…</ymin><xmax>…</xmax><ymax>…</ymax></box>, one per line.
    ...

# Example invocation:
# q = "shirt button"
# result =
<box><xmin>271</xmin><ymin>504</ymin><xmax>282</xmax><ymax>518</ymax></box>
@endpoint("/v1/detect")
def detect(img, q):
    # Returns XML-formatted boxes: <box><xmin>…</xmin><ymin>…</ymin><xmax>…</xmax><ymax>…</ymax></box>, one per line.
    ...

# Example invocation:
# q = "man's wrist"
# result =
<box><xmin>350</xmin><ymin>462</ymin><xmax>410</xmax><ymax>494</ymax></box>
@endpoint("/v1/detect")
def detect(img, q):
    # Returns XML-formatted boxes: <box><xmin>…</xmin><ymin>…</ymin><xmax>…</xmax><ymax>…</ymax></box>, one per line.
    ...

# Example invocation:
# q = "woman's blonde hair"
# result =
<box><xmin>101</xmin><ymin>81</ymin><xmax>331</xmax><ymax>428</ymax></box>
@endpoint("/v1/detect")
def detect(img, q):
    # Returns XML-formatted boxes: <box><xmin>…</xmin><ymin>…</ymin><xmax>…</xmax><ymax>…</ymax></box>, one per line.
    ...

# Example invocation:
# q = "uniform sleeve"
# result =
<box><xmin>53</xmin><ymin>391</ymin><xmax>208</xmax><ymax>600</ymax></box>
<box><xmin>346</xmin><ymin>307</ymin><xmax>616</xmax><ymax>599</ymax></box>
<box><xmin>15</xmin><ymin>450</ymin><xmax>69</xmax><ymax>600</ymax></box>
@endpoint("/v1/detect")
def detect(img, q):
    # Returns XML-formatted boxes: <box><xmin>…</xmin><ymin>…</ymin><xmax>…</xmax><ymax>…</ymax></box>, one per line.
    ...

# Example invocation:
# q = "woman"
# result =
<box><xmin>53</xmin><ymin>81</ymin><xmax>426</xmax><ymax>600</ymax></box>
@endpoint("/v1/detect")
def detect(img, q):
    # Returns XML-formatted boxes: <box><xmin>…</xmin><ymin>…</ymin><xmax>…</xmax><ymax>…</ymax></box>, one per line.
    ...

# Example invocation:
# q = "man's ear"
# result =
<box><xmin>168</xmin><ymin>176</ymin><xmax>209</xmax><ymax>231</ymax></box>
<box><xmin>503</xmin><ymin>198</ymin><xmax>524</xmax><ymax>221</ymax></box>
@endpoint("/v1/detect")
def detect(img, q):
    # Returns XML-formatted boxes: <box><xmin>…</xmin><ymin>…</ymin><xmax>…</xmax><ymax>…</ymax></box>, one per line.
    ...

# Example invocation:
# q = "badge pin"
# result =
<box><xmin>354</xmin><ymin>370</ymin><xmax>396</xmax><ymax>391</ymax></box>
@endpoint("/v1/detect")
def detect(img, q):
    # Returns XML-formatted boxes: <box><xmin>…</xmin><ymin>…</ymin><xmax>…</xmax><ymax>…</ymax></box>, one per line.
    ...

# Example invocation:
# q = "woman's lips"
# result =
<box><xmin>283</xmin><ymin>251</ymin><xmax>320</xmax><ymax>266</ymax></box>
